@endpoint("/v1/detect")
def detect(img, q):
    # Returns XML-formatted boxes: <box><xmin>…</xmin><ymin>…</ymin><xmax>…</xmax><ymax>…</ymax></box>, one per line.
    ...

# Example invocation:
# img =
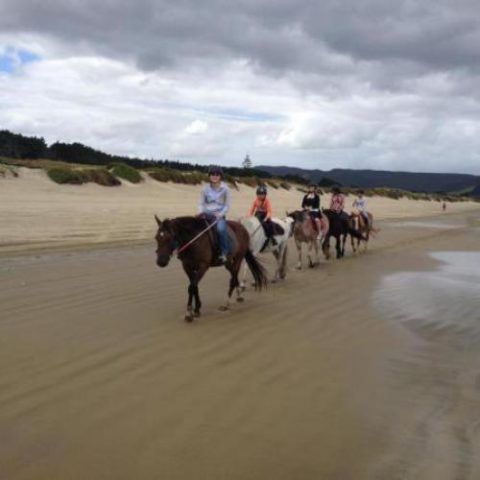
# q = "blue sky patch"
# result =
<box><xmin>0</xmin><ymin>47</ymin><xmax>41</xmax><ymax>74</ymax></box>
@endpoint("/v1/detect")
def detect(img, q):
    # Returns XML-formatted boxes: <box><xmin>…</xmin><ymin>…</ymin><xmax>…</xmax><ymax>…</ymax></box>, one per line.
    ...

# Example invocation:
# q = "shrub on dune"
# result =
<box><xmin>86</xmin><ymin>168</ymin><xmax>121</xmax><ymax>186</ymax></box>
<box><xmin>109</xmin><ymin>162</ymin><xmax>142</xmax><ymax>183</ymax></box>
<box><xmin>47</xmin><ymin>167</ymin><xmax>86</xmax><ymax>184</ymax></box>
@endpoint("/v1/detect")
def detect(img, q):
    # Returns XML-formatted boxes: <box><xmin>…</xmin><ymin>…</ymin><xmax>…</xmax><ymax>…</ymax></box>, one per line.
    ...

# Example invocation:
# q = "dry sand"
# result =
<box><xmin>1</xmin><ymin>166</ymin><xmax>479</xmax><ymax>255</ymax></box>
<box><xmin>1</xmin><ymin>169</ymin><xmax>480</xmax><ymax>479</ymax></box>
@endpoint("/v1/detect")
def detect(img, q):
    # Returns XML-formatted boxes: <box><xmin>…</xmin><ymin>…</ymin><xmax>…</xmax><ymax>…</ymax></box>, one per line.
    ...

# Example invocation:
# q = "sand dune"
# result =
<box><xmin>1</xmin><ymin>166</ymin><xmax>479</xmax><ymax>255</ymax></box>
<box><xmin>1</xmin><ymin>206</ymin><xmax>480</xmax><ymax>479</ymax></box>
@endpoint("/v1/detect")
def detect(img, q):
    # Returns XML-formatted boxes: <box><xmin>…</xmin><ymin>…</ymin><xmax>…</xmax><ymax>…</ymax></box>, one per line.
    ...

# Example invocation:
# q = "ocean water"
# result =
<box><xmin>374</xmin><ymin>251</ymin><xmax>480</xmax><ymax>349</ymax></box>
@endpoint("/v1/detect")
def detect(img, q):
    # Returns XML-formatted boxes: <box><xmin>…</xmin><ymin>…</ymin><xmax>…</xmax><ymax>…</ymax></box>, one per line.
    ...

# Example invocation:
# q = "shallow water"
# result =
<box><xmin>374</xmin><ymin>251</ymin><xmax>480</xmax><ymax>349</ymax></box>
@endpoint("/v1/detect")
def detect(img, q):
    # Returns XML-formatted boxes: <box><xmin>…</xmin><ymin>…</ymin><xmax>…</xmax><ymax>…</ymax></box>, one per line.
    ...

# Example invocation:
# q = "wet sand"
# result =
<box><xmin>1</xmin><ymin>210</ymin><xmax>480</xmax><ymax>479</ymax></box>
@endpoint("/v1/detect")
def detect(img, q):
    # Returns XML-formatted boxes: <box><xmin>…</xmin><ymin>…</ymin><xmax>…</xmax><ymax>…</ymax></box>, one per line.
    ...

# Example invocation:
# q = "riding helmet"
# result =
<box><xmin>207</xmin><ymin>165</ymin><xmax>223</xmax><ymax>176</ymax></box>
<box><xmin>256</xmin><ymin>185</ymin><xmax>267</xmax><ymax>195</ymax></box>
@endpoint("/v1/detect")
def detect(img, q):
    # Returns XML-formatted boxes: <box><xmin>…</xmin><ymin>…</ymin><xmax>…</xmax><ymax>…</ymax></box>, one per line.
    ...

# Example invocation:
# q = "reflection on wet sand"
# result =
<box><xmin>372</xmin><ymin>248</ymin><xmax>480</xmax><ymax>479</ymax></box>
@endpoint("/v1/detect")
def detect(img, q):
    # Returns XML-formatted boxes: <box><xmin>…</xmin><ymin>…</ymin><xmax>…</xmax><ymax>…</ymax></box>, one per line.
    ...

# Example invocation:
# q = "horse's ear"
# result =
<box><xmin>154</xmin><ymin>215</ymin><xmax>162</xmax><ymax>226</ymax></box>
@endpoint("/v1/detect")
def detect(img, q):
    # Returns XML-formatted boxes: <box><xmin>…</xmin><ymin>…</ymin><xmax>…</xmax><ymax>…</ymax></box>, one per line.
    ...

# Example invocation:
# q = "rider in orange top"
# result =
<box><xmin>248</xmin><ymin>185</ymin><xmax>277</xmax><ymax>246</ymax></box>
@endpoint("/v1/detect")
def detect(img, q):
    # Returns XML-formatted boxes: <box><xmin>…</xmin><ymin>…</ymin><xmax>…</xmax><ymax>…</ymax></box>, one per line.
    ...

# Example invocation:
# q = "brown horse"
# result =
<box><xmin>155</xmin><ymin>215</ymin><xmax>268</xmax><ymax>321</ymax></box>
<box><xmin>287</xmin><ymin>210</ymin><xmax>330</xmax><ymax>268</ymax></box>
<box><xmin>349</xmin><ymin>211</ymin><xmax>375</xmax><ymax>253</ymax></box>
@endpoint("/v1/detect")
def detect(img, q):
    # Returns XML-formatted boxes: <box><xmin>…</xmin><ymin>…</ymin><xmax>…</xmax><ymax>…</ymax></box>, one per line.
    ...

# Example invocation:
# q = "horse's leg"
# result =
<box><xmin>322</xmin><ymin>236</ymin><xmax>331</xmax><ymax>260</ymax></box>
<box><xmin>307</xmin><ymin>240</ymin><xmax>314</xmax><ymax>268</ymax></box>
<box><xmin>240</xmin><ymin>259</ymin><xmax>248</xmax><ymax>290</ymax></box>
<box><xmin>335</xmin><ymin>236</ymin><xmax>342</xmax><ymax>259</ymax></box>
<box><xmin>279</xmin><ymin>243</ymin><xmax>288</xmax><ymax>279</ymax></box>
<box><xmin>341</xmin><ymin>234</ymin><xmax>347</xmax><ymax>257</ymax></box>
<box><xmin>191</xmin><ymin>264</ymin><xmax>209</xmax><ymax>317</ymax></box>
<box><xmin>220</xmin><ymin>259</ymin><xmax>241</xmax><ymax>311</ymax></box>
<box><xmin>351</xmin><ymin>231</ymin><xmax>357</xmax><ymax>254</ymax></box>
<box><xmin>296</xmin><ymin>239</ymin><xmax>302</xmax><ymax>269</ymax></box>
<box><xmin>234</xmin><ymin>258</ymin><xmax>245</xmax><ymax>302</ymax></box>
<box><xmin>182</xmin><ymin>263</ymin><xmax>208</xmax><ymax>321</ymax></box>
<box><xmin>271</xmin><ymin>249</ymin><xmax>281</xmax><ymax>283</ymax></box>
<box><xmin>314</xmin><ymin>237</ymin><xmax>320</xmax><ymax>265</ymax></box>
<box><xmin>184</xmin><ymin>267</ymin><xmax>196</xmax><ymax>322</ymax></box>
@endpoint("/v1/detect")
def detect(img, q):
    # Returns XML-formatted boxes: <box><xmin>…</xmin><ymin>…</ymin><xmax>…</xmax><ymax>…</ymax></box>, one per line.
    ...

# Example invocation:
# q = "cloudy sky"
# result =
<box><xmin>1</xmin><ymin>0</ymin><xmax>480</xmax><ymax>174</ymax></box>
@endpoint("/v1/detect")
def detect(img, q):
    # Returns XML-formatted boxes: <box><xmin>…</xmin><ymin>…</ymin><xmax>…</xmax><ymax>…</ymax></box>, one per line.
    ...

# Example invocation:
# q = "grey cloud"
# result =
<box><xmin>3</xmin><ymin>0</ymin><xmax>479</xmax><ymax>84</ymax></box>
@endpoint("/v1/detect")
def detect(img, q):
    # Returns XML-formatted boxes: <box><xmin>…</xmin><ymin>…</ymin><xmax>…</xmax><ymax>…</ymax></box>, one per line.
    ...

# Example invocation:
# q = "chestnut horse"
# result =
<box><xmin>349</xmin><ymin>211</ymin><xmax>375</xmax><ymax>253</ymax></box>
<box><xmin>155</xmin><ymin>215</ymin><xmax>267</xmax><ymax>321</ymax></box>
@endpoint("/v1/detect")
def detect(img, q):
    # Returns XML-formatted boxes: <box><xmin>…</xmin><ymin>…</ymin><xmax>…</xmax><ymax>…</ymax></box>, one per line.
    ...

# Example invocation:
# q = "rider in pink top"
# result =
<box><xmin>330</xmin><ymin>187</ymin><xmax>345</xmax><ymax>214</ymax></box>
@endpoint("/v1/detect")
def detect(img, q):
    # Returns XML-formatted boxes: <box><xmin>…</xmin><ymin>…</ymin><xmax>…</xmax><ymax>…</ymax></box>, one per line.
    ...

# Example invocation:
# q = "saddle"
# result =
<box><xmin>202</xmin><ymin>217</ymin><xmax>238</xmax><ymax>266</ymax></box>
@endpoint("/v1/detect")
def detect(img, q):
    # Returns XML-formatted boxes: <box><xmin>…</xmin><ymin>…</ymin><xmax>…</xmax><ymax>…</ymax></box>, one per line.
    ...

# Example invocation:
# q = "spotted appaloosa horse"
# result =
<box><xmin>155</xmin><ymin>215</ymin><xmax>268</xmax><ymax>322</ymax></box>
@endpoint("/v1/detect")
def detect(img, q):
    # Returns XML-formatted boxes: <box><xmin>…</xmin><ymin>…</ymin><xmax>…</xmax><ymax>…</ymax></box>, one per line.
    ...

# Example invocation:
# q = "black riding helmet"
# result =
<box><xmin>207</xmin><ymin>165</ymin><xmax>223</xmax><ymax>176</ymax></box>
<box><xmin>256</xmin><ymin>185</ymin><xmax>267</xmax><ymax>195</ymax></box>
<box><xmin>332</xmin><ymin>186</ymin><xmax>342</xmax><ymax>194</ymax></box>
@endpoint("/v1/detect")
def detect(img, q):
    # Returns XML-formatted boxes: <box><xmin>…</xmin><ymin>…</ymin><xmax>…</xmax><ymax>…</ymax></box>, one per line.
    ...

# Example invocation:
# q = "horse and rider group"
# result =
<box><xmin>155</xmin><ymin>166</ymin><xmax>375</xmax><ymax>321</ymax></box>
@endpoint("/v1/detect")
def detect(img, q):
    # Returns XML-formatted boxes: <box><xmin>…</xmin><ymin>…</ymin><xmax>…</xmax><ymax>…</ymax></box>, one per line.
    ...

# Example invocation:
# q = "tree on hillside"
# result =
<box><xmin>0</xmin><ymin>130</ymin><xmax>47</xmax><ymax>159</ymax></box>
<box><xmin>242</xmin><ymin>154</ymin><xmax>252</xmax><ymax>169</ymax></box>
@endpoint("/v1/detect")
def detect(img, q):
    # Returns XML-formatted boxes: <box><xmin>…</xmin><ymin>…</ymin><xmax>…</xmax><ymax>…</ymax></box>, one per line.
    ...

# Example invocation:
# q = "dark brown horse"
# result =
<box><xmin>155</xmin><ymin>216</ymin><xmax>267</xmax><ymax>321</ymax></box>
<box><xmin>321</xmin><ymin>209</ymin><xmax>365</xmax><ymax>259</ymax></box>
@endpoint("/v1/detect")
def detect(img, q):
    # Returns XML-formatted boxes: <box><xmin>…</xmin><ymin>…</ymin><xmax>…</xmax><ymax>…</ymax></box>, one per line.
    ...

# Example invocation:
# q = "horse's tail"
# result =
<box><xmin>244</xmin><ymin>249</ymin><xmax>268</xmax><ymax>290</ymax></box>
<box><xmin>348</xmin><ymin>227</ymin><xmax>367</xmax><ymax>241</ymax></box>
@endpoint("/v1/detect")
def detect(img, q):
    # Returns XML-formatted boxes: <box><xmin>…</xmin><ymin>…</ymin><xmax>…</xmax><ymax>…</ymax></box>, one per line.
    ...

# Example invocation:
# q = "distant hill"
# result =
<box><xmin>256</xmin><ymin>166</ymin><xmax>480</xmax><ymax>194</ymax></box>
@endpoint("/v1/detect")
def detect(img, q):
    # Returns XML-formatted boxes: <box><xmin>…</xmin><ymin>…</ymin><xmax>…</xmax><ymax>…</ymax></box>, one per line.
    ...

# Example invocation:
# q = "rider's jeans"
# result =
<box><xmin>216</xmin><ymin>217</ymin><xmax>230</xmax><ymax>255</ymax></box>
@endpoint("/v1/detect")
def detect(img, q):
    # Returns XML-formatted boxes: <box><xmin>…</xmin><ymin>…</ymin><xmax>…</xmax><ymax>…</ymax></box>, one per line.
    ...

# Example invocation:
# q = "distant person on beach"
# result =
<box><xmin>442</xmin><ymin>202</ymin><xmax>447</xmax><ymax>212</ymax></box>
<box><xmin>352</xmin><ymin>190</ymin><xmax>369</xmax><ymax>228</ymax></box>
<box><xmin>302</xmin><ymin>183</ymin><xmax>323</xmax><ymax>237</ymax></box>
<box><xmin>248</xmin><ymin>185</ymin><xmax>277</xmax><ymax>247</ymax></box>
<box><xmin>198</xmin><ymin>166</ymin><xmax>231</xmax><ymax>262</ymax></box>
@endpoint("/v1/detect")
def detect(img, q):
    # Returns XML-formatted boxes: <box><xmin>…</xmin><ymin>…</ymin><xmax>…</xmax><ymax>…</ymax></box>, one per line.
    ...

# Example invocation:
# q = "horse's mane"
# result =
<box><xmin>163</xmin><ymin>216</ymin><xmax>210</xmax><ymax>243</ymax></box>
<box><xmin>288</xmin><ymin>210</ymin><xmax>306</xmax><ymax>222</ymax></box>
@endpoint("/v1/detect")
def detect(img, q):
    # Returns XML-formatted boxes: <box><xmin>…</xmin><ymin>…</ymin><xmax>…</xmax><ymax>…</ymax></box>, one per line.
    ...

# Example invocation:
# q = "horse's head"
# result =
<box><xmin>286</xmin><ymin>210</ymin><xmax>304</xmax><ymax>223</ymax></box>
<box><xmin>154</xmin><ymin>215</ymin><xmax>177</xmax><ymax>267</ymax></box>
<box><xmin>349</xmin><ymin>211</ymin><xmax>360</xmax><ymax>230</ymax></box>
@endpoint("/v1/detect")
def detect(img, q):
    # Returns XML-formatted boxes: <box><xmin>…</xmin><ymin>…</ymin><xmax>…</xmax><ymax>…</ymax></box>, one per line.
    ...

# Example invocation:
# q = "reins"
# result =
<box><xmin>175</xmin><ymin>218</ymin><xmax>219</xmax><ymax>255</ymax></box>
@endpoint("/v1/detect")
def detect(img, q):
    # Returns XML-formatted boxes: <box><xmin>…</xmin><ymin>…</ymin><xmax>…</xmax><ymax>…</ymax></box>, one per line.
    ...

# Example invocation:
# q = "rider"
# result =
<box><xmin>248</xmin><ymin>185</ymin><xmax>277</xmax><ymax>247</ymax></box>
<box><xmin>330</xmin><ymin>186</ymin><xmax>349</xmax><ymax>222</ymax></box>
<box><xmin>352</xmin><ymin>190</ymin><xmax>369</xmax><ymax>228</ymax></box>
<box><xmin>198</xmin><ymin>165</ymin><xmax>231</xmax><ymax>263</ymax></box>
<box><xmin>302</xmin><ymin>183</ymin><xmax>322</xmax><ymax>239</ymax></box>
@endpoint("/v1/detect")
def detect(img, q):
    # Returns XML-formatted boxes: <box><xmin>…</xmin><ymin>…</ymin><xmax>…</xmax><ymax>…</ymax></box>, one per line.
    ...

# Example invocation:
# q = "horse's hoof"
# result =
<box><xmin>194</xmin><ymin>310</ymin><xmax>201</xmax><ymax>317</ymax></box>
<box><xmin>296</xmin><ymin>265</ymin><xmax>302</xmax><ymax>270</ymax></box>
<box><xmin>236</xmin><ymin>297</ymin><xmax>244</xmax><ymax>303</ymax></box>
<box><xmin>271</xmin><ymin>279</ymin><xmax>277</xmax><ymax>284</ymax></box>
<box><xmin>219</xmin><ymin>305</ymin><xmax>229</xmax><ymax>312</ymax></box>
<box><xmin>184</xmin><ymin>314</ymin><xmax>194</xmax><ymax>322</ymax></box>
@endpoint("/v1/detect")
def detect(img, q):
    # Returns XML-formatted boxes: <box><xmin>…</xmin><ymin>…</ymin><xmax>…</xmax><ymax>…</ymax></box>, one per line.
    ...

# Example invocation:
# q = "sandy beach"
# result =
<box><xmin>1</xmin><ymin>166</ymin><xmax>479</xmax><ymax>255</ymax></box>
<box><xmin>1</xmin><ymin>171</ymin><xmax>480</xmax><ymax>479</ymax></box>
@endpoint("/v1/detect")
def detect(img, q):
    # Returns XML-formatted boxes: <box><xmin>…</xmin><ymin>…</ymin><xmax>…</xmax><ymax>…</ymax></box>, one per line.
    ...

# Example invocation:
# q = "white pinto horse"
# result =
<box><xmin>240</xmin><ymin>216</ymin><xmax>294</xmax><ymax>288</ymax></box>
